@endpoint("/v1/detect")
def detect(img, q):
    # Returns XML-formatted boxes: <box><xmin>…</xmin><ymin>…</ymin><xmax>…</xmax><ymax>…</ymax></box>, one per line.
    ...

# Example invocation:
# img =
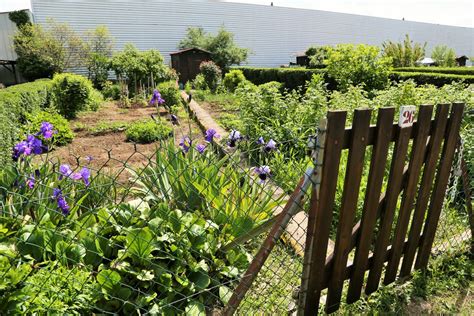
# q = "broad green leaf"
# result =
<box><xmin>126</xmin><ymin>227</ymin><xmax>154</xmax><ymax>265</ymax></box>
<box><xmin>97</xmin><ymin>269</ymin><xmax>121</xmax><ymax>295</ymax></box>
<box><xmin>185</xmin><ymin>300</ymin><xmax>205</xmax><ymax>316</ymax></box>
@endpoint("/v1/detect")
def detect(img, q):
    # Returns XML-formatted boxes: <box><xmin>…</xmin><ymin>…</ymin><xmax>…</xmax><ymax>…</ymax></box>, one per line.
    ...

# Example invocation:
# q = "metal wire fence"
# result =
<box><xmin>0</xmin><ymin>110</ymin><xmax>471</xmax><ymax>315</ymax></box>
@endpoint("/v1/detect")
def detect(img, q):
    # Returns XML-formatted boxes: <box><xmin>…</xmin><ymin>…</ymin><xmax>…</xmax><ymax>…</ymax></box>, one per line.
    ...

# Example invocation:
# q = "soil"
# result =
<box><xmin>51</xmin><ymin>102</ymin><xmax>202</xmax><ymax>183</ymax></box>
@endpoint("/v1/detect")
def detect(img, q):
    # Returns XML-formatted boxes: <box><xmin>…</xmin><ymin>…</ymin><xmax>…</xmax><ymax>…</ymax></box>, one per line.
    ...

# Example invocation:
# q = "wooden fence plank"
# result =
<box><xmin>365</xmin><ymin>125</ymin><xmax>412</xmax><ymax>295</ymax></box>
<box><xmin>303</xmin><ymin>111</ymin><xmax>346</xmax><ymax>315</ymax></box>
<box><xmin>325</xmin><ymin>109</ymin><xmax>372</xmax><ymax>313</ymax></box>
<box><xmin>399</xmin><ymin>104</ymin><xmax>450</xmax><ymax>277</ymax></box>
<box><xmin>415</xmin><ymin>103</ymin><xmax>465</xmax><ymax>270</ymax></box>
<box><xmin>384</xmin><ymin>105</ymin><xmax>433</xmax><ymax>284</ymax></box>
<box><xmin>346</xmin><ymin>107</ymin><xmax>394</xmax><ymax>304</ymax></box>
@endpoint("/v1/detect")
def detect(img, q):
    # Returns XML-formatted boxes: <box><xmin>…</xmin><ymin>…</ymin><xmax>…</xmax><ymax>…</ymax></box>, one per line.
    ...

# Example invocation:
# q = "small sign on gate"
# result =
<box><xmin>398</xmin><ymin>106</ymin><xmax>416</xmax><ymax>127</ymax></box>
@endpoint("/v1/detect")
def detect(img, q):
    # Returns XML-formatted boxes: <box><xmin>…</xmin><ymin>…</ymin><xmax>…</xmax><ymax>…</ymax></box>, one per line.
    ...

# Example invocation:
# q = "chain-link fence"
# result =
<box><xmin>0</xmin><ymin>109</ymin><xmax>471</xmax><ymax>315</ymax></box>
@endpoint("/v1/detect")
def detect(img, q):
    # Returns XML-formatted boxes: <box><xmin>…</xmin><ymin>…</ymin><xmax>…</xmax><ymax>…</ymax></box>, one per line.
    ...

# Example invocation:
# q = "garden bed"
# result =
<box><xmin>51</xmin><ymin>101</ymin><xmax>202</xmax><ymax>182</ymax></box>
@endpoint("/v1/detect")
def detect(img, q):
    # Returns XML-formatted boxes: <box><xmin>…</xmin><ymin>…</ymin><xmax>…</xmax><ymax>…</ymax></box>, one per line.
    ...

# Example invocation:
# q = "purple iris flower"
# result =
<box><xmin>255</xmin><ymin>165</ymin><xmax>271</xmax><ymax>183</ymax></box>
<box><xmin>26</xmin><ymin>135</ymin><xmax>43</xmax><ymax>155</ymax></box>
<box><xmin>12</xmin><ymin>141</ymin><xmax>29</xmax><ymax>160</ymax></box>
<box><xmin>52</xmin><ymin>188</ymin><xmax>70</xmax><ymax>215</ymax></box>
<box><xmin>12</xmin><ymin>135</ymin><xmax>43</xmax><ymax>160</ymax></box>
<box><xmin>196</xmin><ymin>144</ymin><xmax>206</xmax><ymax>154</ymax></box>
<box><xmin>264</xmin><ymin>139</ymin><xmax>277</xmax><ymax>152</ymax></box>
<box><xmin>150</xmin><ymin>89</ymin><xmax>165</xmax><ymax>106</ymax></box>
<box><xmin>79</xmin><ymin>167</ymin><xmax>91</xmax><ymax>186</ymax></box>
<box><xmin>179</xmin><ymin>136</ymin><xmax>192</xmax><ymax>153</ymax></box>
<box><xmin>204</xmin><ymin>129</ymin><xmax>220</xmax><ymax>143</ymax></box>
<box><xmin>257</xmin><ymin>137</ymin><xmax>265</xmax><ymax>145</ymax></box>
<box><xmin>59</xmin><ymin>164</ymin><xmax>73</xmax><ymax>180</ymax></box>
<box><xmin>170</xmin><ymin>114</ymin><xmax>179</xmax><ymax>125</ymax></box>
<box><xmin>26</xmin><ymin>175</ymin><xmax>35</xmax><ymax>189</ymax></box>
<box><xmin>39</xmin><ymin>122</ymin><xmax>57</xmax><ymax>139</ymax></box>
<box><xmin>85</xmin><ymin>156</ymin><xmax>93</xmax><ymax>164</ymax></box>
<box><xmin>228</xmin><ymin>130</ymin><xmax>242</xmax><ymax>148</ymax></box>
<box><xmin>53</xmin><ymin>188</ymin><xmax>62</xmax><ymax>199</ymax></box>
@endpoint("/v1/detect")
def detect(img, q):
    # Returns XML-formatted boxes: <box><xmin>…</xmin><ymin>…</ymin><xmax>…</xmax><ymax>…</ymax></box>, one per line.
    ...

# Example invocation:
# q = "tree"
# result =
<box><xmin>431</xmin><ymin>45</ymin><xmax>456</xmax><ymax>67</ymax></box>
<box><xmin>305</xmin><ymin>45</ymin><xmax>331</xmax><ymax>68</ymax></box>
<box><xmin>110</xmin><ymin>44</ymin><xmax>171</xmax><ymax>97</ymax></box>
<box><xmin>179</xmin><ymin>26</ymin><xmax>249</xmax><ymax>71</ymax></box>
<box><xmin>84</xmin><ymin>26</ymin><xmax>115</xmax><ymax>89</ymax></box>
<box><xmin>8</xmin><ymin>10</ymin><xmax>31</xmax><ymax>27</ymax></box>
<box><xmin>13</xmin><ymin>20</ymin><xmax>87</xmax><ymax>80</ymax></box>
<box><xmin>325</xmin><ymin>44</ymin><xmax>392</xmax><ymax>92</ymax></box>
<box><xmin>382</xmin><ymin>34</ymin><xmax>426</xmax><ymax>67</ymax></box>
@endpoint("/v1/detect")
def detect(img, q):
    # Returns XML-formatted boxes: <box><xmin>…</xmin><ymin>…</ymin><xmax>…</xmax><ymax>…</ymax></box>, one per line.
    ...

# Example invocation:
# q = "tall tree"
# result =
<box><xmin>179</xmin><ymin>26</ymin><xmax>249</xmax><ymax>71</ymax></box>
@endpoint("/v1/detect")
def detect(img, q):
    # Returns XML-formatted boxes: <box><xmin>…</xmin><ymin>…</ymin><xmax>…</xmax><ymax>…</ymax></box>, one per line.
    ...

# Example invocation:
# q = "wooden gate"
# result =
<box><xmin>300</xmin><ymin>103</ymin><xmax>464</xmax><ymax>314</ymax></box>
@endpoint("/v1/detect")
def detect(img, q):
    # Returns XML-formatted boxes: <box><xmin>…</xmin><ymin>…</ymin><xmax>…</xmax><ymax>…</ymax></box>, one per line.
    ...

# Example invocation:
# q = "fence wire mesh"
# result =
<box><xmin>0</xmin><ymin>107</ymin><xmax>472</xmax><ymax>315</ymax></box>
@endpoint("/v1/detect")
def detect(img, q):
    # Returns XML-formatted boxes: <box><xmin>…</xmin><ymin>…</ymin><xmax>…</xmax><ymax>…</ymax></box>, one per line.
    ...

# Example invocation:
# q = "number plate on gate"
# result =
<box><xmin>398</xmin><ymin>106</ymin><xmax>416</xmax><ymax>127</ymax></box>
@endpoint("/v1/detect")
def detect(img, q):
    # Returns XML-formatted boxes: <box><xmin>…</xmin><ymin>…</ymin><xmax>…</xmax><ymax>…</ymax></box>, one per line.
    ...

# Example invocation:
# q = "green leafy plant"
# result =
<box><xmin>199</xmin><ymin>61</ymin><xmax>222</xmax><ymax>92</ymax></box>
<box><xmin>83</xmin><ymin>26</ymin><xmax>114</xmax><ymax>89</ymax></box>
<box><xmin>131</xmin><ymin>141</ymin><xmax>284</xmax><ymax>238</ymax></box>
<box><xmin>23</xmin><ymin>111</ymin><xmax>74</xmax><ymax>146</ymax></box>
<box><xmin>179</xmin><ymin>26</ymin><xmax>249</xmax><ymax>71</ymax></box>
<box><xmin>50</xmin><ymin>73</ymin><xmax>99</xmax><ymax>119</ymax></box>
<box><xmin>325</xmin><ymin>44</ymin><xmax>392</xmax><ymax>92</ymax></box>
<box><xmin>88</xmin><ymin>121</ymin><xmax>129</xmax><ymax>135</ymax></box>
<box><xmin>431</xmin><ymin>45</ymin><xmax>457</xmax><ymax>67</ymax></box>
<box><xmin>102</xmin><ymin>81</ymin><xmax>121</xmax><ymax>100</ymax></box>
<box><xmin>382</xmin><ymin>34</ymin><xmax>426</xmax><ymax>67</ymax></box>
<box><xmin>156</xmin><ymin>81</ymin><xmax>182</xmax><ymax>110</ymax></box>
<box><xmin>223</xmin><ymin>69</ymin><xmax>246</xmax><ymax>92</ymax></box>
<box><xmin>306</xmin><ymin>45</ymin><xmax>331</xmax><ymax>68</ymax></box>
<box><xmin>13</xmin><ymin>20</ymin><xmax>87</xmax><ymax>80</ymax></box>
<box><xmin>125</xmin><ymin>120</ymin><xmax>172</xmax><ymax>144</ymax></box>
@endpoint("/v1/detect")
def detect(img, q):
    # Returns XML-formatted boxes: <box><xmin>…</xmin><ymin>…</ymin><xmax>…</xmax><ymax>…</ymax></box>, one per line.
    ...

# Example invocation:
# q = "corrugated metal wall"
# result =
<box><xmin>0</xmin><ymin>12</ymin><xmax>18</xmax><ymax>61</ymax></box>
<box><xmin>30</xmin><ymin>0</ymin><xmax>474</xmax><ymax>67</ymax></box>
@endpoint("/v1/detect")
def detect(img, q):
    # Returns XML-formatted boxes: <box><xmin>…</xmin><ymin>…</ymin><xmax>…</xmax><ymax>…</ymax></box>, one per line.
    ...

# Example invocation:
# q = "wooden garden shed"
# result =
<box><xmin>170</xmin><ymin>47</ymin><xmax>212</xmax><ymax>83</ymax></box>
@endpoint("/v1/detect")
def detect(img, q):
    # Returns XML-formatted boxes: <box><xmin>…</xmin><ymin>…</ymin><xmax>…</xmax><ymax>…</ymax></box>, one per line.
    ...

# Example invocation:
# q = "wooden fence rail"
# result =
<box><xmin>301</xmin><ymin>103</ymin><xmax>464</xmax><ymax>314</ymax></box>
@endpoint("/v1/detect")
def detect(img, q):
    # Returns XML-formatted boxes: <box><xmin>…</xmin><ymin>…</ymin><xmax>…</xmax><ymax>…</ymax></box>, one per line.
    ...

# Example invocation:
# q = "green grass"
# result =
<box><xmin>192</xmin><ymin>90</ymin><xmax>241</xmax><ymax>130</ymax></box>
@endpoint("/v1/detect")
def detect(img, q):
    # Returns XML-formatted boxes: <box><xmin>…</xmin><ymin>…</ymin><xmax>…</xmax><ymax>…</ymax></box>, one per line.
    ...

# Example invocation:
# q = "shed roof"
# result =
<box><xmin>170</xmin><ymin>47</ymin><xmax>212</xmax><ymax>55</ymax></box>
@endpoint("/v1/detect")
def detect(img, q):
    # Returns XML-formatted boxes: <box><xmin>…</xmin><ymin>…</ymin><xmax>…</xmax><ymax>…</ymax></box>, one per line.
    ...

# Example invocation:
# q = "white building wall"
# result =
<box><xmin>0</xmin><ymin>12</ymin><xmax>18</xmax><ymax>61</ymax></box>
<box><xmin>31</xmin><ymin>0</ymin><xmax>474</xmax><ymax>67</ymax></box>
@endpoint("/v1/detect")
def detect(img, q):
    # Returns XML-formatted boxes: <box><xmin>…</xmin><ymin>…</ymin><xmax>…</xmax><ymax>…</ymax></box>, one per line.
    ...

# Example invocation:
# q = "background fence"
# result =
<box><xmin>0</xmin><ymin>104</ymin><xmax>472</xmax><ymax>314</ymax></box>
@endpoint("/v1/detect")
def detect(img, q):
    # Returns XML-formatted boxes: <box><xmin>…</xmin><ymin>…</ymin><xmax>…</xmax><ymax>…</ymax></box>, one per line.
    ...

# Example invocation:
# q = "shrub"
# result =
<box><xmin>125</xmin><ymin>120</ymin><xmax>172</xmax><ymax>143</ymax></box>
<box><xmin>223</xmin><ymin>69</ymin><xmax>246</xmax><ymax>92</ymax></box>
<box><xmin>156</xmin><ymin>81</ymin><xmax>182</xmax><ymax>110</ymax></box>
<box><xmin>235</xmin><ymin>67</ymin><xmax>329</xmax><ymax>91</ymax></box>
<box><xmin>101</xmin><ymin>81</ymin><xmax>121</xmax><ymax>100</ymax></box>
<box><xmin>50</xmin><ymin>73</ymin><xmax>98</xmax><ymax>119</ymax></box>
<box><xmin>431</xmin><ymin>45</ymin><xmax>457</xmax><ymax>67</ymax></box>
<box><xmin>192</xmin><ymin>73</ymin><xmax>208</xmax><ymax>90</ymax></box>
<box><xmin>0</xmin><ymin>79</ymin><xmax>52</xmax><ymax>164</ymax></box>
<box><xmin>199</xmin><ymin>61</ymin><xmax>222</xmax><ymax>91</ymax></box>
<box><xmin>325</xmin><ymin>44</ymin><xmax>392</xmax><ymax>92</ymax></box>
<box><xmin>22</xmin><ymin>111</ymin><xmax>74</xmax><ymax>146</ymax></box>
<box><xmin>392</xmin><ymin>67</ymin><xmax>474</xmax><ymax>75</ymax></box>
<box><xmin>382</xmin><ymin>34</ymin><xmax>426</xmax><ymax>67</ymax></box>
<box><xmin>306</xmin><ymin>45</ymin><xmax>331</xmax><ymax>68</ymax></box>
<box><xmin>390</xmin><ymin>72</ymin><xmax>474</xmax><ymax>86</ymax></box>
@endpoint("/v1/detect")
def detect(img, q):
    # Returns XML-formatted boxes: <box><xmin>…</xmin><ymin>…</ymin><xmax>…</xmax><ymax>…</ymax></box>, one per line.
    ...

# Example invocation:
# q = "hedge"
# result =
<box><xmin>393</xmin><ymin>67</ymin><xmax>474</xmax><ymax>76</ymax></box>
<box><xmin>0</xmin><ymin>79</ymin><xmax>52</xmax><ymax>164</ymax></box>
<box><xmin>390</xmin><ymin>71</ymin><xmax>474</xmax><ymax>86</ymax></box>
<box><xmin>233</xmin><ymin>67</ymin><xmax>333</xmax><ymax>90</ymax></box>
<box><xmin>233</xmin><ymin>67</ymin><xmax>474</xmax><ymax>90</ymax></box>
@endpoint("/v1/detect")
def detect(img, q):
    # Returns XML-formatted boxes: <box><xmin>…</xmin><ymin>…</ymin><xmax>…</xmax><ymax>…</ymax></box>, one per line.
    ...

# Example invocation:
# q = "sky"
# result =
<box><xmin>2</xmin><ymin>0</ymin><xmax>473</xmax><ymax>27</ymax></box>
